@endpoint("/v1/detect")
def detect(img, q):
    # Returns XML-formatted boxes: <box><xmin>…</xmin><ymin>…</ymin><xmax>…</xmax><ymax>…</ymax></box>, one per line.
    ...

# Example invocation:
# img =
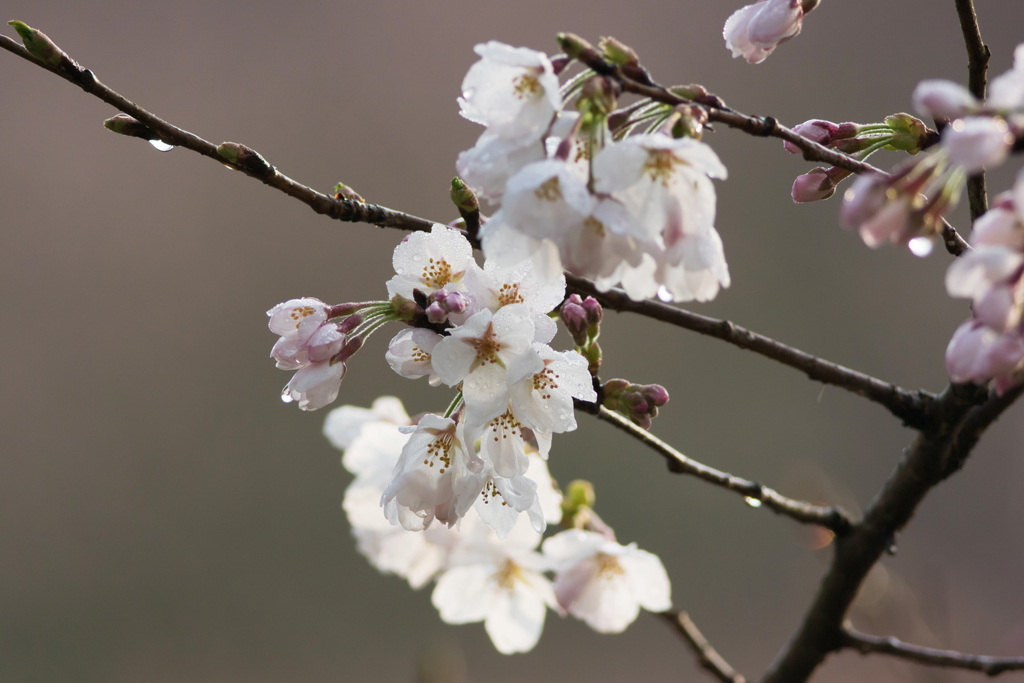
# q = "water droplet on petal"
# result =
<box><xmin>744</xmin><ymin>496</ymin><xmax>762</xmax><ymax>508</ymax></box>
<box><xmin>280</xmin><ymin>386</ymin><xmax>294</xmax><ymax>403</ymax></box>
<box><xmin>149</xmin><ymin>139</ymin><xmax>174</xmax><ymax>152</ymax></box>
<box><xmin>908</xmin><ymin>236</ymin><xmax>933</xmax><ymax>258</ymax></box>
<box><xmin>412</xmin><ymin>254</ymin><xmax>422</xmax><ymax>262</ymax></box>
<box><xmin>657</xmin><ymin>286</ymin><xmax>673</xmax><ymax>302</ymax></box>
<box><xmin>396</xmin><ymin>267</ymin><xmax>405</xmax><ymax>275</ymax></box>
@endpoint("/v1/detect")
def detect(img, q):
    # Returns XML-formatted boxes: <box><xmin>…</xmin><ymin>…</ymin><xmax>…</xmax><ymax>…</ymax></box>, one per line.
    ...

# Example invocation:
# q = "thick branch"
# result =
<box><xmin>594</xmin><ymin>407</ymin><xmax>855</xmax><ymax>534</ymax></box>
<box><xmin>0</xmin><ymin>34</ymin><xmax>436</xmax><ymax>234</ymax></box>
<box><xmin>567</xmin><ymin>274</ymin><xmax>936</xmax><ymax>429</ymax></box>
<box><xmin>759</xmin><ymin>383</ymin><xmax>1021</xmax><ymax>683</ymax></box>
<box><xmin>659</xmin><ymin>611</ymin><xmax>747</xmax><ymax>683</ymax></box>
<box><xmin>955</xmin><ymin>0</ymin><xmax>991</xmax><ymax>221</ymax></box>
<box><xmin>842</xmin><ymin>625</ymin><xmax>1024</xmax><ymax>677</ymax></box>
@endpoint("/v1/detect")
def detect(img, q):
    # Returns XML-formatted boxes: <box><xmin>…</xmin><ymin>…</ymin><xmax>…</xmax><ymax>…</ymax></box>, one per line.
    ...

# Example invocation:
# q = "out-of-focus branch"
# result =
<box><xmin>954</xmin><ymin>0</ymin><xmax>991</xmax><ymax>221</ymax></box>
<box><xmin>659</xmin><ymin>611</ymin><xmax>747</xmax><ymax>683</ymax></box>
<box><xmin>760</xmin><ymin>383</ymin><xmax>1022</xmax><ymax>683</ymax></box>
<box><xmin>567</xmin><ymin>274</ymin><xmax>936</xmax><ymax>429</ymax></box>
<box><xmin>842</xmin><ymin>625</ymin><xmax>1024</xmax><ymax>676</ymax></box>
<box><xmin>0</xmin><ymin>33</ymin><xmax>436</xmax><ymax>235</ymax></box>
<box><xmin>593</xmin><ymin>407</ymin><xmax>855</xmax><ymax>534</ymax></box>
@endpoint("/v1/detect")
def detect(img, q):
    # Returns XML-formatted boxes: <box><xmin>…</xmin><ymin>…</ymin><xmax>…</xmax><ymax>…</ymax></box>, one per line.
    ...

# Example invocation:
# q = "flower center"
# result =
<box><xmin>583</xmin><ymin>215</ymin><xmax>606</xmax><ymax>237</ymax></box>
<box><xmin>481</xmin><ymin>479</ymin><xmax>507</xmax><ymax>507</ymax></box>
<box><xmin>531</xmin><ymin>366</ymin><xmax>561</xmax><ymax>400</ymax></box>
<box><xmin>411</xmin><ymin>345</ymin><xmax>431</xmax><ymax>363</ymax></box>
<box><xmin>497</xmin><ymin>282</ymin><xmax>524</xmax><ymax>307</ymax></box>
<box><xmin>421</xmin><ymin>257</ymin><xmax>453</xmax><ymax>290</ymax></box>
<box><xmin>422</xmin><ymin>430</ymin><xmax>455</xmax><ymax>474</ymax></box>
<box><xmin>488</xmin><ymin>409</ymin><xmax>523</xmax><ymax>443</ymax></box>
<box><xmin>596</xmin><ymin>553</ymin><xmax>625</xmax><ymax>579</ymax></box>
<box><xmin>289</xmin><ymin>305</ymin><xmax>318</xmax><ymax>329</ymax></box>
<box><xmin>643</xmin><ymin>149</ymin><xmax>680</xmax><ymax>187</ymax></box>
<box><xmin>512</xmin><ymin>72</ymin><xmax>543</xmax><ymax>100</ymax></box>
<box><xmin>534</xmin><ymin>176</ymin><xmax>563</xmax><ymax>202</ymax></box>
<box><xmin>471</xmin><ymin>324</ymin><xmax>504</xmax><ymax>365</ymax></box>
<box><xmin>494</xmin><ymin>559</ymin><xmax>522</xmax><ymax>593</ymax></box>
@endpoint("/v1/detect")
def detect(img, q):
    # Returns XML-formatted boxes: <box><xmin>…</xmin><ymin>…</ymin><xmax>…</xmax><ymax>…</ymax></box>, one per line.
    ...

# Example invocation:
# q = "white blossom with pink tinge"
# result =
<box><xmin>432</xmin><ymin>304</ymin><xmax>544</xmax><ymax>428</ymax></box>
<box><xmin>946</xmin><ymin>320</ymin><xmax>1024</xmax><ymax>386</ymax></box>
<box><xmin>542</xmin><ymin>529</ymin><xmax>671</xmax><ymax>633</ymax></box>
<box><xmin>941</xmin><ymin>116</ymin><xmax>1014</xmax><ymax>174</ymax></box>
<box><xmin>385</xmin><ymin>328</ymin><xmax>444</xmax><ymax>386</ymax></box>
<box><xmin>385</xmin><ymin>224</ymin><xmax>475</xmax><ymax>301</ymax></box>
<box><xmin>463</xmin><ymin>258</ymin><xmax>566</xmax><ymax>344</ymax></box>
<box><xmin>267</xmin><ymin>297</ymin><xmax>328</xmax><ymax>369</ymax></box>
<box><xmin>724</xmin><ymin>0</ymin><xmax>807</xmax><ymax>65</ymax></box>
<box><xmin>459</xmin><ymin>42</ymin><xmax>562</xmax><ymax>147</ymax></box>
<box><xmin>432</xmin><ymin>513</ymin><xmax>560</xmax><ymax>655</ymax></box>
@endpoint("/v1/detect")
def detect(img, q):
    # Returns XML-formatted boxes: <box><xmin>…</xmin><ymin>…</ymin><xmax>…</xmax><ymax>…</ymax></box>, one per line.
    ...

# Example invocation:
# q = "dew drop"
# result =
<box><xmin>149</xmin><ymin>139</ymin><xmax>174</xmax><ymax>152</ymax></box>
<box><xmin>908</xmin><ymin>236</ymin><xmax>934</xmax><ymax>258</ymax></box>
<box><xmin>412</xmin><ymin>254</ymin><xmax>422</xmax><ymax>262</ymax></box>
<box><xmin>744</xmin><ymin>496</ymin><xmax>762</xmax><ymax>508</ymax></box>
<box><xmin>395</xmin><ymin>267</ymin><xmax>405</xmax><ymax>275</ymax></box>
<box><xmin>280</xmin><ymin>386</ymin><xmax>294</xmax><ymax>403</ymax></box>
<box><xmin>657</xmin><ymin>286</ymin><xmax>673</xmax><ymax>302</ymax></box>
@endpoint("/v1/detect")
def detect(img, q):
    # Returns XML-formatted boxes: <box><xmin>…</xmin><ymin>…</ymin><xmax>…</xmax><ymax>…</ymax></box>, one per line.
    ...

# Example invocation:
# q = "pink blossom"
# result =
<box><xmin>724</xmin><ymin>0</ymin><xmax>806</xmax><ymax>65</ymax></box>
<box><xmin>946</xmin><ymin>320</ymin><xmax>1024</xmax><ymax>385</ymax></box>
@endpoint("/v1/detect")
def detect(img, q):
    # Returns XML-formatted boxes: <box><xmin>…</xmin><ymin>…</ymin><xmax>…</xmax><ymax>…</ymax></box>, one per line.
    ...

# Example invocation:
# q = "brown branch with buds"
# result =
<box><xmin>842</xmin><ymin>625</ymin><xmax>1024</xmax><ymax>677</ymax></box>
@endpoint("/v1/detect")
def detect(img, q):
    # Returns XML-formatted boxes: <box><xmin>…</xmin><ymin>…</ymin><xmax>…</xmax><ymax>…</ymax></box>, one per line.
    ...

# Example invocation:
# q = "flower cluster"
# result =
<box><xmin>327</xmin><ymin>399</ymin><xmax>671</xmax><ymax>654</ymax></box>
<box><xmin>945</xmin><ymin>170</ymin><xmax>1024</xmax><ymax>392</ymax></box>
<box><xmin>837</xmin><ymin>43</ymin><xmax>1024</xmax><ymax>256</ymax></box>
<box><xmin>457</xmin><ymin>40</ymin><xmax>731</xmax><ymax>304</ymax></box>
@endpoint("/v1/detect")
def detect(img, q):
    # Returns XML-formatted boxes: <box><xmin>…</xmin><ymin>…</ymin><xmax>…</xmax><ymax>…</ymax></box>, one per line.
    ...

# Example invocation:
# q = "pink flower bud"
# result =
<box><xmin>792</xmin><ymin>168</ymin><xmax>834</xmax><ymax>203</ymax></box>
<box><xmin>426</xmin><ymin>302</ymin><xmax>448</xmax><ymax>324</ymax></box>
<box><xmin>581</xmin><ymin>296</ymin><xmax>603</xmax><ymax>327</ymax></box>
<box><xmin>784</xmin><ymin>120</ymin><xmax>839</xmax><ymax>154</ymax></box>
<box><xmin>561</xmin><ymin>300</ymin><xmax>589</xmax><ymax>347</ymax></box>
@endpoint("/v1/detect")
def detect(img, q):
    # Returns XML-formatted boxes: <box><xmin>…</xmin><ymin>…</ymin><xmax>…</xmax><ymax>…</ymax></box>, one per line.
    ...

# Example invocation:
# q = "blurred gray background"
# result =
<box><xmin>1</xmin><ymin>1</ymin><xmax>1022</xmax><ymax>681</ymax></box>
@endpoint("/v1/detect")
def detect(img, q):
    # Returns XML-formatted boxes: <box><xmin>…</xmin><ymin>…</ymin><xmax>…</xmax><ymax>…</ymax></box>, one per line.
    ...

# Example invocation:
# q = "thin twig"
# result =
<box><xmin>759</xmin><ymin>382</ymin><xmax>1022</xmax><ymax>683</ymax></box>
<box><xmin>0</xmin><ymin>34</ymin><xmax>436</xmax><ymax>235</ymax></box>
<box><xmin>659</xmin><ymin>611</ymin><xmax>747</xmax><ymax>683</ymax></box>
<box><xmin>567</xmin><ymin>274</ymin><xmax>936</xmax><ymax>429</ymax></box>
<box><xmin>594</xmin><ymin>407</ymin><xmax>855</xmax><ymax>534</ymax></box>
<box><xmin>954</xmin><ymin>0</ymin><xmax>992</xmax><ymax>222</ymax></box>
<box><xmin>842</xmin><ymin>625</ymin><xmax>1024</xmax><ymax>677</ymax></box>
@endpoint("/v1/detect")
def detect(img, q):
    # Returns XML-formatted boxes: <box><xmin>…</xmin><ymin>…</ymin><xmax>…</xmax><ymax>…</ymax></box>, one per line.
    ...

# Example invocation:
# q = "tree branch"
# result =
<box><xmin>567</xmin><ymin>274</ymin><xmax>936</xmax><ymax>429</ymax></box>
<box><xmin>954</xmin><ymin>0</ymin><xmax>992</xmax><ymax>222</ymax></box>
<box><xmin>0</xmin><ymin>28</ymin><xmax>936</xmax><ymax>430</ymax></box>
<box><xmin>0</xmin><ymin>34</ymin><xmax>436</xmax><ymax>235</ymax></box>
<box><xmin>841</xmin><ymin>625</ymin><xmax>1024</xmax><ymax>677</ymax></box>
<box><xmin>593</xmin><ymin>406</ymin><xmax>855</xmax><ymax>534</ymax></box>
<box><xmin>659</xmin><ymin>611</ymin><xmax>747</xmax><ymax>683</ymax></box>
<box><xmin>759</xmin><ymin>382</ymin><xmax>1022</xmax><ymax>683</ymax></box>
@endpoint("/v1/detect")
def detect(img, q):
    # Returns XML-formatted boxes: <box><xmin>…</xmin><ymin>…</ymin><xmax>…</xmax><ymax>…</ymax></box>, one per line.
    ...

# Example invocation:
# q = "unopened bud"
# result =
<box><xmin>439</xmin><ymin>290</ymin><xmax>467</xmax><ymax>315</ymax></box>
<box><xmin>389</xmin><ymin>295</ymin><xmax>421</xmax><ymax>323</ymax></box>
<box><xmin>667</xmin><ymin>105</ymin><xmax>708</xmax><ymax>140</ymax></box>
<box><xmin>791</xmin><ymin>167</ymin><xmax>852</xmax><ymax>203</ymax></box>
<box><xmin>579</xmin><ymin>76</ymin><xmax>617</xmax><ymax>117</ymax></box>
<box><xmin>561</xmin><ymin>480</ymin><xmax>596</xmax><ymax>524</ymax></box>
<box><xmin>556</xmin><ymin>32</ymin><xmax>596</xmax><ymax>60</ymax></box>
<box><xmin>884</xmin><ymin>113</ymin><xmax>930</xmax><ymax>154</ymax></box>
<box><xmin>216</xmin><ymin>142</ymin><xmax>274</xmax><ymax>177</ymax></box>
<box><xmin>8</xmin><ymin>21</ymin><xmax>64</xmax><ymax>66</ymax></box>
<box><xmin>601</xmin><ymin>380</ymin><xmax>669</xmax><ymax>430</ymax></box>
<box><xmin>333</xmin><ymin>182</ymin><xmax>364</xmax><ymax>202</ymax></box>
<box><xmin>599</xmin><ymin>36</ymin><xmax>639</xmax><ymax>67</ymax></box>
<box><xmin>561</xmin><ymin>296</ymin><xmax>589</xmax><ymax>347</ymax></box>
<box><xmin>103</xmin><ymin>114</ymin><xmax>159</xmax><ymax>141</ymax></box>
<box><xmin>426</xmin><ymin>302</ymin><xmax>448</xmax><ymax>324</ymax></box>
<box><xmin>450</xmin><ymin>177</ymin><xmax>479</xmax><ymax>214</ymax></box>
<box><xmin>583</xmin><ymin>341</ymin><xmax>602</xmax><ymax>375</ymax></box>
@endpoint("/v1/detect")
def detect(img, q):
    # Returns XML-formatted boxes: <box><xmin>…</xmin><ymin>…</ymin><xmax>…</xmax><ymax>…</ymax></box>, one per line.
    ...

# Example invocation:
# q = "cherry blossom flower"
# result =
<box><xmin>463</xmin><ymin>259</ymin><xmax>566</xmax><ymax>344</ymax></box>
<box><xmin>323</xmin><ymin>395</ymin><xmax>411</xmax><ymax>452</ymax></box>
<box><xmin>941</xmin><ymin>116</ymin><xmax>1014</xmax><ymax>173</ymax></box>
<box><xmin>509</xmin><ymin>345</ymin><xmax>597</xmax><ymax>458</ymax></box>
<box><xmin>432</xmin><ymin>514</ymin><xmax>560</xmax><ymax>654</ymax></box>
<box><xmin>542</xmin><ymin>529</ymin><xmax>671</xmax><ymax>633</ymax></box>
<box><xmin>267</xmin><ymin>298</ymin><xmax>328</xmax><ymax>369</ymax></box>
<box><xmin>723</xmin><ymin>0</ymin><xmax>807</xmax><ymax>65</ymax></box>
<box><xmin>946</xmin><ymin>320</ymin><xmax>1024</xmax><ymax>386</ymax></box>
<box><xmin>280</xmin><ymin>357</ymin><xmax>349</xmax><ymax>411</ymax></box>
<box><xmin>385</xmin><ymin>224</ymin><xmax>475</xmax><ymax>301</ymax></box>
<box><xmin>456</xmin><ymin>130</ymin><xmax>547</xmax><ymax>201</ymax></box>
<box><xmin>432</xmin><ymin>304</ymin><xmax>544</xmax><ymax>427</ymax></box>
<box><xmin>381</xmin><ymin>414</ymin><xmax>477</xmax><ymax>531</ymax></box>
<box><xmin>385</xmin><ymin>328</ymin><xmax>444</xmax><ymax>386</ymax></box>
<box><xmin>459</xmin><ymin>42</ymin><xmax>562</xmax><ymax>146</ymax></box>
<box><xmin>792</xmin><ymin>167</ymin><xmax>850</xmax><ymax>203</ymax></box>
